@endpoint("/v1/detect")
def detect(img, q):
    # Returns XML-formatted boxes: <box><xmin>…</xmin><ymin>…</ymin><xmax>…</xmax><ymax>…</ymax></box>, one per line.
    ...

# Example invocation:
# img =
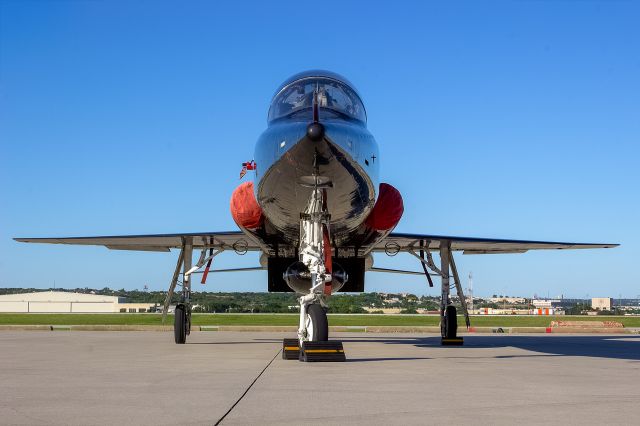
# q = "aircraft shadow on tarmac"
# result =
<box><xmin>246</xmin><ymin>335</ymin><xmax>640</xmax><ymax>362</ymax></box>
<box><xmin>188</xmin><ymin>341</ymin><xmax>282</xmax><ymax>345</ymax></box>
<box><xmin>337</xmin><ymin>335</ymin><xmax>640</xmax><ymax>362</ymax></box>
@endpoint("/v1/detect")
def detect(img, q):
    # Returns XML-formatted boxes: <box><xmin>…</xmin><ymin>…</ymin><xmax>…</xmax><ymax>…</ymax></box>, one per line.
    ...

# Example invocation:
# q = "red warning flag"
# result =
<box><xmin>239</xmin><ymin>160</ymin><xmax>257</xmax><ymax>179</ymax></box>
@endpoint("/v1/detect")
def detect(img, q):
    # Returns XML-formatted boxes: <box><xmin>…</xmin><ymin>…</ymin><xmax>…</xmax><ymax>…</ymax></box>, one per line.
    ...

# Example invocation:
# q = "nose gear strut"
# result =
<box><xmin>280</xmin><ymin>102</ymin><xmax>345</xmax><ymax>362</ymax></box>
<box><xmin>297</xmin><ymin>183</ymin><xmax>332</xmax><ymax>344</ymax></box>
<box><xmin>291</xmin><ymin>180</ymin><xmax>346</xmax><ymax>361</ymax></box>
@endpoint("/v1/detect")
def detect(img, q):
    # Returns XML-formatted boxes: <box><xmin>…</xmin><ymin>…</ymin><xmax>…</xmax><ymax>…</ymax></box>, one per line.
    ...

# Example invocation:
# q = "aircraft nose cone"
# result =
<box><xmin>306</xmin><ymin>122</ymin><xmax>325</xmax><ymax>141</ymax></box>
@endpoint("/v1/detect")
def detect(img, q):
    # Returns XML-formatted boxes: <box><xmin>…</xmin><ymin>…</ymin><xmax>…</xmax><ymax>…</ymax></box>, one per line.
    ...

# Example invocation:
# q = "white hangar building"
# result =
<box><xmin>0</xmin><ymin>291</ymin><xmax>129</xmax><ymax>313</ymax></box>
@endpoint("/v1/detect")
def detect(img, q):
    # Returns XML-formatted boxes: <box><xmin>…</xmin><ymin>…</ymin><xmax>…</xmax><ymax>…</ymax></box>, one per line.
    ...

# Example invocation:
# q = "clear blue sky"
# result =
<box><xmin>1</xmin><ymin>1</ymin><xmax>638</xmax><ymax>298</ymax></box>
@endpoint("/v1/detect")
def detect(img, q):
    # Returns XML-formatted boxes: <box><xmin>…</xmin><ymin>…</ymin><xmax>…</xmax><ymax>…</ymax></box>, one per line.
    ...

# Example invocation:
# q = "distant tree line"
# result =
<box><xmin>0</xmin><ymin>288</ymin><xmax>440</xmax><ymax>314</ymax></box>
<box><xmin>2</xmin><ymin>287</ymin><xmax>636</xmax><ymax>314</ymax></box>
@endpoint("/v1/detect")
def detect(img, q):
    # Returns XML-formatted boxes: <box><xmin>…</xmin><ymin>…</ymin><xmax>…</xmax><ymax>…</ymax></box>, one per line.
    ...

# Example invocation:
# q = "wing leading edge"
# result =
<box><xmin>369</xmin><ymin>232</ymin><xmax>618</xmax><ymax>255</ymax></box>
<box><xmin>14</xmin><ymin>231</ymin><xmax>264</xmax><ymax>253</ymax></box>
<box><xmin>15</xmin><ymin>231</ymin><xmax>618</xmax><ymax>255</ymax></box>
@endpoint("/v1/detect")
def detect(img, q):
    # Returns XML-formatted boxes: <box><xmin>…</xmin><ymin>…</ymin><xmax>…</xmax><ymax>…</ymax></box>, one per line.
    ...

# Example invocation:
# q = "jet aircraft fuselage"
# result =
<box><xmin>254</xmin><ymin>70</ymin><xmax>380</xmax><ymax>246</ymax></box>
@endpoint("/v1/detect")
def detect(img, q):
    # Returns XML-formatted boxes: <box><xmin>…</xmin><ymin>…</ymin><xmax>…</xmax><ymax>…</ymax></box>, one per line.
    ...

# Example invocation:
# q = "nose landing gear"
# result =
<box><xmin>281</xmin><ymin>177</ymin><xmax>346</xmax><ymax>362</ymax></box>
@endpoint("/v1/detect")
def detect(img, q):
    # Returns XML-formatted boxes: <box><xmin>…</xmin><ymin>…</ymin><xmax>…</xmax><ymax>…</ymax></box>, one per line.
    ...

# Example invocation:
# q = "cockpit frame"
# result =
<box><xmin>268</xmin><ymin>72</ymin><xmax>367</xmax><ymax>125</ymax></box>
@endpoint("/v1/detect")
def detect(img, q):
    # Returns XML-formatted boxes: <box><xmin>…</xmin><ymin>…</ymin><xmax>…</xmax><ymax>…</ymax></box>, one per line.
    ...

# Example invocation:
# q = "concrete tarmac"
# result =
<box><xmin>1</xmin><ymin>331</ymin><xmax>639</xmax><ymax>425</ymax></box>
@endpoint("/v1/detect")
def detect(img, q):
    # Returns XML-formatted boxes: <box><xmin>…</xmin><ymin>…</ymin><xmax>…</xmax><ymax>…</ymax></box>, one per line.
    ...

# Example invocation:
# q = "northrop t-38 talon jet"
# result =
<box><xmin>15</xmin><ymin>70</ymin><xmax>618</xmax><ymax>361</ymax></box>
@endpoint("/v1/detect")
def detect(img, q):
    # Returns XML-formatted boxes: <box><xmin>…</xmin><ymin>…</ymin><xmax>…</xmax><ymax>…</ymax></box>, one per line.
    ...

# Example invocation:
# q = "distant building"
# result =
<box><xmin>532</xmin><ymin>299</ymin><xmax>563</xmax><ymax>309</ymax></box>
<box><xmin>476</xmin><ymin>307</ymin><xmax>564</xmax><ymax>316</ymax></box>
<box><xmin>0</xmin><ymin>291</ymin><xmax>154</xmax><ymax>313</ymax></box>
<box><xmin>489</xmin><ymin>297</ymin><xmax>526</xmax><ymax>304</ymax></box>
<box><xmin>592</xmin><ymin>297</ymin><xmax>613</xmax><ymax>311</ymax></box>
<box><xmin>117</xmin><ymin>303</ymin><xmax>157</xmax><ymax>313</ymax></box>
<box><xmin>364</xmin><ymin>307</ymin><xmax>403</xmax><ymax>314</ymax></box>
<box><xmin>532</xmin><ymin>307</ymin><xmax>563</xmax><ymax>315</ymax></box>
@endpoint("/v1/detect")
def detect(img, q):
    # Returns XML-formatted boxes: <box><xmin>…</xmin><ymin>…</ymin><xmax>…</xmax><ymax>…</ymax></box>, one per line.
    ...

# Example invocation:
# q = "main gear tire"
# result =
<box><xmin>444</xmin><ymin>305</ymin><xmax>458</xmax><ymax>339</ymax></box>
<box><xmin>174</xmin><ymin>304</ymin><xmax>187</xmax><ymax>344</ymax></box>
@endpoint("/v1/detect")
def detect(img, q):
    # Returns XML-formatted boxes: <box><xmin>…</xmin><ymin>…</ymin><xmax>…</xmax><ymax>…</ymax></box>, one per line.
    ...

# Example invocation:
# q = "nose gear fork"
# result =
<box><xmin>297</xmin><ymin>292</ymin><xmax>327</xmax><ymax>342</ymax></box>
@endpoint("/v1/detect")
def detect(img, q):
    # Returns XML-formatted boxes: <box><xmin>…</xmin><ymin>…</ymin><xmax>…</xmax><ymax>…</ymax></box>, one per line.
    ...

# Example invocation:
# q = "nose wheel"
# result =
<box><xmin>298</xmin><ymin>303</ymin><xmax>345</xmax><ymax>362</ymax></box>
<box><xmin>284</xmin><ymin>299</ymin><xmax>344</xmax><ymax>362</ymax></box>
<box><xmin>304</xmin><ymin>303</ymin><xmax>329</xmax><ymax>342</ymax></box>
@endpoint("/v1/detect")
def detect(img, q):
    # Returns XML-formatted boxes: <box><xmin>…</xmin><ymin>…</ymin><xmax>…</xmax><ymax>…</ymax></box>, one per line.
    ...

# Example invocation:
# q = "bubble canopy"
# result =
<box><xmin>268</xmin><ymin>71</ymin><xmax>366</xmax><ymax>124</ymax></box>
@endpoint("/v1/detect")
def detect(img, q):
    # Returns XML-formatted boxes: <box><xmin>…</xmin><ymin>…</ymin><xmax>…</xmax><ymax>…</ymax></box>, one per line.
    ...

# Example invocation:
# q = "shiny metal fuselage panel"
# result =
<box><xmin>254</xmin><ymin>119</ymin><xmax>379</xmax><ymax>246</ymax></box>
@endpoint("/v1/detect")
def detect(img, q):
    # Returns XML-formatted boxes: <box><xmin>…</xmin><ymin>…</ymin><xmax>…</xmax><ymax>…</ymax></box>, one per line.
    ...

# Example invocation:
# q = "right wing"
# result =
<box><xmin>368</xmin><ymin>232</ymin><xmax>618</xmax><ymax>255</ymax></box>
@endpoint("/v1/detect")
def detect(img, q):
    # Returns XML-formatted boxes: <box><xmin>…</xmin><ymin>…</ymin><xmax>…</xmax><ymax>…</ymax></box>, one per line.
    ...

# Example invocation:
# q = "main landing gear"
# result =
<box><xmin>410</xmin><ymin>240</ymin><xmax>470</xmax><ymax>346</ymax></box>
<box><xmin>438</xmin><ymin>242</ymin><xmax>466</xmax><ymax>345</ymax></box>
<box><xmin>162</xmin><ymin>239</ymin><xmax>194</xmax><ymax>345</ymax></box>
<box><xmin>162</xmin><ymin>236</ymin><xmax>226</xmax><ymax>344</ymax></box>
<box><xmin>162</xmin><ymin>237</ymin><xmax>220</xmax><ymax>345</ymax></box>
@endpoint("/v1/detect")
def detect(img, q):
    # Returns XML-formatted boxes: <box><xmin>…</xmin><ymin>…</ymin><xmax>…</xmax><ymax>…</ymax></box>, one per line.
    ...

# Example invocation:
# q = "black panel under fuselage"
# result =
<box><xmin>267</xmin><ymin>256</ymin><xmax>365</xmax><ymax>293</ymax></box>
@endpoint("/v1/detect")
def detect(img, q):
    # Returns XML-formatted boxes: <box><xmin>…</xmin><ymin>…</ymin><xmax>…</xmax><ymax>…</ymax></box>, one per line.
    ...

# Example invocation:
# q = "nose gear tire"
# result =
<box><xmin>306</xmin><ymin>303</ymin><xmax>329</xmax><ymax>342</ymax></box>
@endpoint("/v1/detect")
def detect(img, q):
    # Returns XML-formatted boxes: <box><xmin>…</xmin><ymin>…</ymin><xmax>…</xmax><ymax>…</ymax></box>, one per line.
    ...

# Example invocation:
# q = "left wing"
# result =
<box><xmin>369</xmin><ymin>232</ymin><xmax>618</xmax><ymax>255</ymax></box>
<box><xmin>14</xmin><ymin>231</ymin><xmax>266</xmax><ymax>253</ymax></box>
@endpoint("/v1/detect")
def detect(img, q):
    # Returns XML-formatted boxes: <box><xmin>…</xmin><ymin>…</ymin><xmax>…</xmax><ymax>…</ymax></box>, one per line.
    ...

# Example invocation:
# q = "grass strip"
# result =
<box><xmin>1</xmin><ymin>314</ymin><xmax>639</xmax><ymax>327</ymax></box>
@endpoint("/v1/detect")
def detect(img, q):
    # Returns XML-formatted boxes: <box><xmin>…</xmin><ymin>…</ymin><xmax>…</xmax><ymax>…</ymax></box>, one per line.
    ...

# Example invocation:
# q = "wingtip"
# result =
<box><xmin>14</xmin><ymin>238</ymin><xmax>46</xmax><ymax>243</ymax></box>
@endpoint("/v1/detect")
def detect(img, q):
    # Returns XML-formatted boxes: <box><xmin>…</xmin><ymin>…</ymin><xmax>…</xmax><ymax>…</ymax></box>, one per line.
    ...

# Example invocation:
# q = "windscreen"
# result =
<box><xmin>268</xmin><ymin>78</ymin><xmax>366</xmax><ymax>123</ymax></box>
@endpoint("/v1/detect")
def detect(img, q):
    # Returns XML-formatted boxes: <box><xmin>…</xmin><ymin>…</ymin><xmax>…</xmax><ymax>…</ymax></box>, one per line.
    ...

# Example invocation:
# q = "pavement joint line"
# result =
<box><xmin>214</xmin><ymin>348</ymin><xmax>281</xmax><ymax>425</ymax></box>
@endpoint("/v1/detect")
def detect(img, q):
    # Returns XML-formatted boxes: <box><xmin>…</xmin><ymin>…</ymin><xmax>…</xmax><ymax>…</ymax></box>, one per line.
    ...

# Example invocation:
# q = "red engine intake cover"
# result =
<box><xmin>365</xmin><ymin>183</ymin><xmax>404</xmax><ymax>231</ymax></box>
<box><xmin>230</xmin><ymin>181</ymin><xmax>264</xmax><ymax>229</ymax></box>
